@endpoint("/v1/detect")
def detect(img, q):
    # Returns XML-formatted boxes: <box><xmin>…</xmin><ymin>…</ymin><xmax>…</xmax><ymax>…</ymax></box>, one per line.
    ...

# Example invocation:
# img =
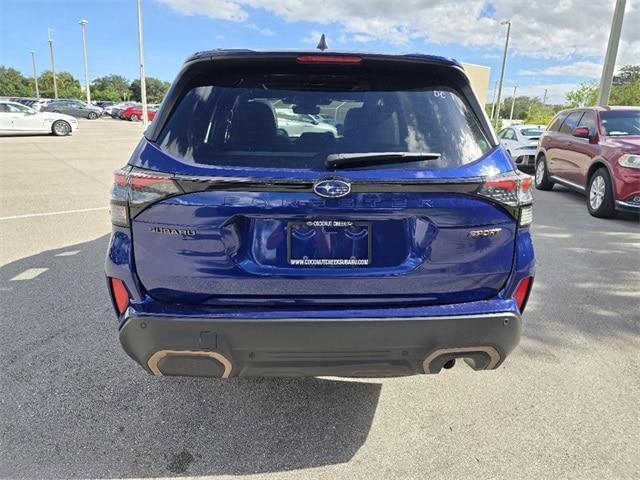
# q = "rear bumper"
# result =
<box><xmin>119</xmin><ymin>311</ymin><xmax>521</xmax><ymax>378</ymax></box>
<box><xmin>513</xmin><ymin>153</ymin><xmax>536</xmax><ymax>167</ymax></box>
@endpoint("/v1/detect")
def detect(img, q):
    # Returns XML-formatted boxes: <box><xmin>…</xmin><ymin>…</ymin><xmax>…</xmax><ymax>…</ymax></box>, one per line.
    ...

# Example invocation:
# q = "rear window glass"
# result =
<box><xmin>559</xmin><ymin>112</ymin><xmax>584</xmax><ymax>134</ymax></box>
<box><xmin>157</xmin><ymin>82</ymin><xmax>490</xmax><ymax>170</ymax></box>
<box><xmin>520</xmin><ymin>128</ymin><xmax>543</xmax><ymax>137</ymax></box>
<box><xmin>547</xmin><ymin>114</ymin><xmax>566</xmax><ymax>132</ymax></box>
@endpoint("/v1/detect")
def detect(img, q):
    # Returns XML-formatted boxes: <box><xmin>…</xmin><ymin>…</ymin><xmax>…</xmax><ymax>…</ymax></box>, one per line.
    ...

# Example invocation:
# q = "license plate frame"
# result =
<box><xmin>287</xmin><ymin>220</ymin><xmax>372</xmax><ymax>267</ymax></box>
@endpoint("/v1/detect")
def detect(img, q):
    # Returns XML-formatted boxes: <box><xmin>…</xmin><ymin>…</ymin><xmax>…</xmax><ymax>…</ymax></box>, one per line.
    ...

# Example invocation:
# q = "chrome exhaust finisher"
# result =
<box><xmin>422</xmin><ymin>346</ymin><xmax>501</xmax><ymax>374</ymax></box>
<box><xmin>147</xmin><ymin>350</ymin><xmax>233</xmax><ymax>378</ymax></box>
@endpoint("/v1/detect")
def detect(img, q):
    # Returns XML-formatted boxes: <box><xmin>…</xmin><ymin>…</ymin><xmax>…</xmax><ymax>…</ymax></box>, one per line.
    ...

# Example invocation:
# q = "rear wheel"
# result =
<box><xmin>130</xmin><ymin>114</ymin><xmax>140</xmax><ymax>122</ymax></box>
<box><xmin>534</xmin><ymin>155</ymin><xmax>554</xmax><ymax>191</ymax></box>
<box><xmin>51</xmin><ymin>120</ymin><xmax>71</xmax><ymax>136</ymax></box>
<box><xmin>87</xmin><ymin>111</ymin><xmax>98</xmax><ymax>120</ymax></box>
<box><xmin>587</xmin><ymin>168</ymin><xmax>616</xmax><ymax>218</ymax></box>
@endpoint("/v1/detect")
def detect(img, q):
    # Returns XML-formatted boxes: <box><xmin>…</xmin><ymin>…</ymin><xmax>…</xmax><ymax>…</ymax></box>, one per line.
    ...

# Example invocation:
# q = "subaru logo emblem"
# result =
<box><xmin>313</xmin><ymin>178</ymin><xmax>351</xmax><ymax>198</ymax></box>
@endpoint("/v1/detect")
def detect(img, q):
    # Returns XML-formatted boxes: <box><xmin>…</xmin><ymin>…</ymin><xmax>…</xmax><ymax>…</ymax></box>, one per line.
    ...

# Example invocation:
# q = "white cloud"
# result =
<box><xmin>157</xmin><ymin>0</ymin><xmax>247</xmax><ymax>21</ymax></box>
<box><xmin>156</xmin><ymin>0</ymin><xmax>639</xmax><ymax>65</ymax></box>
<box><xmin>245</xmin><ymin>23</ymin><xmax>275</xmax><ymax>36</ymax></box>
<box><xmin>519</xmin><ymin>61</ymin><xmax>604</xmax><ymax>78</ymax></box>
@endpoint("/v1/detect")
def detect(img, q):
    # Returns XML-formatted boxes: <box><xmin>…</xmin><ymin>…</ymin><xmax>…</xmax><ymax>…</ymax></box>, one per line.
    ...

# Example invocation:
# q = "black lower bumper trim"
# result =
<box><xmin>119</xmin><ymin>312</ymin><xmax>522</xmax><ymax>378</ymax></box>
<box><xmin>615</xmin><ymin>200</ymin><xmax>640</xmax><ymax>213</ymax></box>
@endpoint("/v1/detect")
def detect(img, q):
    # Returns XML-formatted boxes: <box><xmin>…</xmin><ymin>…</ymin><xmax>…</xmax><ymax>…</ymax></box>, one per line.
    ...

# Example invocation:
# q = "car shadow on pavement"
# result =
<box><xmin>0</xmin><ymin>235</ymin><xmax>381</xmax><ymax>479</ymax></box>
<box><xmin>520</xmin><ymin>186</ymin><xmax>640</xmax><ymax>357</ymax></box>
<box><xmin>543</xmin><ymin>184</ymin><xmax>640</xmax><ymax>224</ymax></box>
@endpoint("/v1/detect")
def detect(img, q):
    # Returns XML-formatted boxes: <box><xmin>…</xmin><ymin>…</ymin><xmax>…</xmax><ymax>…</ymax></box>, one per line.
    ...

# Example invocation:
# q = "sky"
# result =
<box><xmin>1</xmin><ymin>0</ymin><xmax>638</xmax><ymax>104</ymax></box>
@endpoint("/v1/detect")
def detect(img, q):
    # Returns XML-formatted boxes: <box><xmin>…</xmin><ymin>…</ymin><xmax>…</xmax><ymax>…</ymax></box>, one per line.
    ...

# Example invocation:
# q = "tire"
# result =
<box><xmin>130</xmin><ymin>114</ymin><xmax>140</xmax><ymax>122</ymax></box>
<box><xmin>534</xmin><ymin>154</ymin><xmax>554</xmax><ymax>191</ymax></box>
<box><xmin>87</xmin><ymin>111</ymin><xmax>98</xmax><ymax>120</ymax></box>
<box><xmin>51</xmin><ymin>120</ymin><xmax>71</xmax><ymax>136</ymax></box>
<box><xmin>587</xmin><ymin>168</ymin><xmax>616</xmax><ymax>218</ymax></box>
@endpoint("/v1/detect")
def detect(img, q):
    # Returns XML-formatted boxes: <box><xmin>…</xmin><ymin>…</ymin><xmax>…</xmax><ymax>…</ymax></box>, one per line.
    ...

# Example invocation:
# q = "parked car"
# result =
<box><xmin>44</xmin><ymin>99</ymin><xmax>103</xmax><ymax>119</ymax></box>
<box><xmin>274</xmin><ymin>107</ymin><xmax>338</xmax><ymax>137</ymax></box>
<box><xmin>105</xmin><ymin>102</ymin><xmax>134</xmax><ymax>118</ymax></box>
<box><xmin>536</xmin><ymin>106</ymin><xmax>640</xmax><ymax>218</ymax></box>
<box><xmin>121</xmin><ymin>105</ymin><xmax>156</xmax><ymax>122</ymax></box>
<box><xmin>115</xmin><ymin>103</ymin><xmax>140</xmax><ymax>119</ymax></box>
<box><xmin>95</xmin><ymin>101</ymin><xmax>115</xmax><ymax>110</ymax></box>
<box><xmin>31</xmin><ymin>98</ymin><xmax>52</xmax><ymax>111</ymax></box>
<box><xmin>498</xmin><ymin>124</ymin><xmax>544</xmax><ymax>170</ymax></box>
<box><xmin>0</xmin><ymin>100</ymin><xmax>78</xmax><ymax>136</ymax></box>
<box><xmin>106</xmin><ymin>50</ymin><xmax>535</xmax><ymax>379</ymax></box>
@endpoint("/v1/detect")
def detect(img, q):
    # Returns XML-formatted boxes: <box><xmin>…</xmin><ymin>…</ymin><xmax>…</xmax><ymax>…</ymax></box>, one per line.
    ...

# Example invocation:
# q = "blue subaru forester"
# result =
<box><xmin>105</xmin><ymin>50</ymin><xmax>535</xmax><ymax>378</ymax></box>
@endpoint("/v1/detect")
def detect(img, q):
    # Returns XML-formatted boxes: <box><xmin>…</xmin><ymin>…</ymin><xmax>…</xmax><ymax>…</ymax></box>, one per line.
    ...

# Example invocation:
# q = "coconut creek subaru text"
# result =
<box><xmin>105</xmin><ymin>50</ymin><xmax>535</xmax><ymax>379</ymax></box>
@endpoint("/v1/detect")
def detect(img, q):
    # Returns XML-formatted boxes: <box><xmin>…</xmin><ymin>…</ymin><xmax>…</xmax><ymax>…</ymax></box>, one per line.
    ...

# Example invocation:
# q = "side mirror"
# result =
<box><xmin>571</xmin><ymin>126</ymin><xmax>590</xmax><ymax>139</ymax></box>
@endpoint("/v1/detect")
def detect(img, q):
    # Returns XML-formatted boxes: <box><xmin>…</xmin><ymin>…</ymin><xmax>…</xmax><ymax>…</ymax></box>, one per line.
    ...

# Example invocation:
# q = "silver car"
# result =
<box><xmin>498</xmin><ymin>124</ymin><xmax>545</xmax><ymax>170</ymax></box>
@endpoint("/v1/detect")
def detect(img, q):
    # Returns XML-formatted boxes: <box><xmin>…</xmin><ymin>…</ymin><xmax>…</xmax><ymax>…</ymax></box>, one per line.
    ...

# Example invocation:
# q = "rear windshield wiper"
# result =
<box><xmin>325</xmin><ymin>152</ymin><xmax>441</xmax><ymax>169</ymax></box>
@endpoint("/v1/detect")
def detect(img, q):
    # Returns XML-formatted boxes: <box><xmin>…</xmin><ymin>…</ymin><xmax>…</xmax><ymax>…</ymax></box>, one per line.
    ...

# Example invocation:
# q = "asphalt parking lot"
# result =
<box><xmin>0</xmin><ymin>119</ymin><xmax>639</xmax><ymax>480</ymax></box>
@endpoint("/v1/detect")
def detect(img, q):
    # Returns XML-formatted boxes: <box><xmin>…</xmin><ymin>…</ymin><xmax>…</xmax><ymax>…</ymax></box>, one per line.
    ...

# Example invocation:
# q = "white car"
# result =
<box><xmin>497</xmin><ymin>124</ymin><xmax>545</xmax><ymax>169</ymax></box>
<box><xmin>274</xmin><ymin>108</ymin><xmax>338</xmax><ymax>137</ymax></box>
<box><xmin>0</xmin><ymin>101</ymin><xmax>78</xmax><ymax>136</ymax></box>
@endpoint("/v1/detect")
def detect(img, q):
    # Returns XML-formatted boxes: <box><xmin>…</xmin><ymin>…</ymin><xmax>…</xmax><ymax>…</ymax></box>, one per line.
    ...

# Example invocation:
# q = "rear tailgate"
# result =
<box><xmin>131</xmin><ymin>176</ymin><xmax>515</xmax><ymax>305</ymax></box>
<box><xmin>125</xmin><ymin>52</ymin><xmax>520</xmax><ymax>307</ymax></box>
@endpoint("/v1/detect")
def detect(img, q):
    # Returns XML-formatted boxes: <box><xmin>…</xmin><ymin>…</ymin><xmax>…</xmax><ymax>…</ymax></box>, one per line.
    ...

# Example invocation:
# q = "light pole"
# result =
<box><xmin>489</xmin><ymin>80</ymin><xmax>498</xmax><ymax>120</ymax></box>
<box><xmin>598</xmin><ymin>0</ymin><xmax>626</xmax><ymax>106</ymax></box>
<box><xmin>136</xmin><ymin>0</ymin><xmax>149</xmax><ymax>126</ymax></box>
<box><xmin>30</xmin><ymin>51</ymin><xmax>40</xmax><ymax>98</ymax></box>
<box><xmin>48</xmin><ymin>29</ymin><xmax>58</xmax><ymax>99</ymax></box>
<box><xmin>79</xmin><ymin>19</ymin><xmax>91</xmax><ymax>103</ymax></box>
<box><xmin>509</xmin><ymin>85</ymin><xmax>517</xmax><ymax>121</ymax></box>
<box><xmin>493</xmin><ymin>20</ymin><xmax>511</xmax><ymax>128</ymax></box>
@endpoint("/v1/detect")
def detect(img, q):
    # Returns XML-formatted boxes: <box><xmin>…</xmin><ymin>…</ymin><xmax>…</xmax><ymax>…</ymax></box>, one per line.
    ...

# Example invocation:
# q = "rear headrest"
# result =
<box><xmin>343</xmin><ymin>107</ymin><xmax>365</xmax><ymax>138</ymax></box>
<box><xmin>229</xmin><ymin>101</ymin><xmax>277</xmax><ymax>148</ymax></box>
<box><xmin>343</xmin><ymin>106</ymin><xmax>399</xmax><ymax>147</ymax></box>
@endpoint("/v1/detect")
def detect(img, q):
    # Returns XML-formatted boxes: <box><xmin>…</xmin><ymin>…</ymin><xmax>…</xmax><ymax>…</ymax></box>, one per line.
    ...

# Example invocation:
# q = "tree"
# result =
<box><xmin>486</xmin><ymin>95</ymin><xmax>562</xmax><ymax>125</ymax></box>
<box><xmin>565</xmin><ymin>68</ymin><xmax>640</xmax><ymax>107</ymax></box>
<box><xmin>565</xmin><ymin>82</ymin><xmax>598</xmax><ymax>108</ymax></box>
<box><xmin>91</xmin><ymin>74</ymin><xmax>132</xmax><ymax>101</ymax></box>
<box><xmin>613</xmin><ymin>65</ymin><xmax>640</xmax><ymax>86</ymax></box>
<box><xmin>0</xmin><ymin>66</ymin><xmax>33</xmax><ymax>97</ymax></box>
<box><xmin>609</xmin><ymin>81</ymin><xmax>640</xmax><ymax>106</ymax></box>
<box><xmin>130</xmin><ymin>77</ymin><xmax>170</xmax><ymax>103</ymax></box>
<box><xmin>38</xmin><ymin>70</ymin><xmax>82</xmax><ymax>99</ymax></box>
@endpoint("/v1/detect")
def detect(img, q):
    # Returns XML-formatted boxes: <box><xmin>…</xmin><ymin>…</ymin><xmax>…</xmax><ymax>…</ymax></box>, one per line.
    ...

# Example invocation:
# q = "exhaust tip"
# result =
<box><xmin>148</xmin><ymin>350</ymin><xmax>233</xmax><ymax>378</ymax></box>
<box><xmin>443</xmin><ymin>358</ymin><xmax>456</xmax><ymax>370</ymax></box>
<box><xmin>422</xmin><ymin>346</ymin><xmax>500</xmax><ymax>374</ymax></box>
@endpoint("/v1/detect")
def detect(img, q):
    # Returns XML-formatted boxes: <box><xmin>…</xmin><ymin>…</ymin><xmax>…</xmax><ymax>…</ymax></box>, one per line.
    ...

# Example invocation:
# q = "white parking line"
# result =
<box><xmin>55</xmin><ymin>250</ymin><xmax>80</xmax><ymax>257</ymax></box>
<box><xmin>9</xmin><ymin>268</ymin><xmax>49</xmax><ymax>281</ymax></box>
<box><xmin>0</xmin><ymin>207</ymin><xmax>108</xmax><ymax>221</ymax></box>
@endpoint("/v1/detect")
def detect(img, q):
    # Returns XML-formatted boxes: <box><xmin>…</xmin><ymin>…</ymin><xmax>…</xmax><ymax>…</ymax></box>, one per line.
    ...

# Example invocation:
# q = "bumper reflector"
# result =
<box><xmin>110</xmin><ymin>278</ymin><xmax>130</xmax><ymax>315</ymax></box>
<box><xmin>513</xmin><ymin>276</ymin><xmax>533</xmax><ymax>312</ymax></box>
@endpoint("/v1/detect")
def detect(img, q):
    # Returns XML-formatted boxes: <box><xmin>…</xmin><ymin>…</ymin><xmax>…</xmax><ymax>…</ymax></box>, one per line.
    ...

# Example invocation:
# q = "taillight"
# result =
<box><xmin>109</xmin><ymin>277</ymin><xmax>130</xmax><ymax>315</ymax></box>
<box><xmin>110</xmin><ymin>167</ymin><xmax>181</xmax><ymax>227</ymax></box>
<box><xmin>296</xmin><ymin>54</ymin><xmax>362</xmax><ymax>64</ymax></box>
<box><xmin>513</xmin><ymin>276</ymin><xmax>533</xmax><ymax>312</ymax></box>
<box><xmin>476</xmin><ymin>173</ymin><xmax>533</xmax><ymax>226</ymax></box>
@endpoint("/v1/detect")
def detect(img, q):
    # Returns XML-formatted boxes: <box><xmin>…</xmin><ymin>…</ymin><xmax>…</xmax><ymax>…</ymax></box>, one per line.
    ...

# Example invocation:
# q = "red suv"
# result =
<box><xmin>535</xmin><ymin>106</ymin><xmax>640</xmax><ymax>218</ymax></box>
